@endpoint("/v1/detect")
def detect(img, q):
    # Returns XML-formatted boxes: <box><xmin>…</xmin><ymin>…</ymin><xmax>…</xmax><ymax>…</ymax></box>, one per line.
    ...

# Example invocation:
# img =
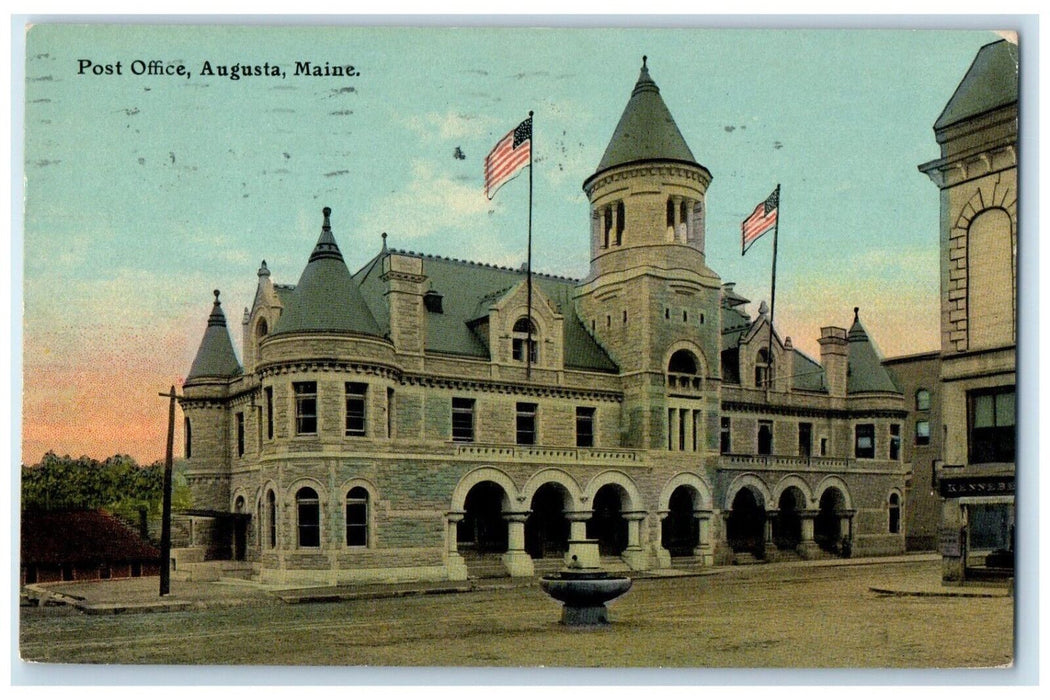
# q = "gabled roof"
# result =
<box><xmin>272</xmin><ymin>207</ymin><xmax>382</xmax><ymax>337</ymax></box>
<box><xmin>21</xmin><ymin>509</ymin><xmax>160</xmax><ymax>565</ymax></box>
<box><xmin>846</xmin><ymin>308</ymin><xmax>901</xmax><ymax>394</ymax></box>
<box><xmin>792</xmin><ymin>349</ymin><xmax>827</xmax><ymax>393</ymax></box>
<box><xmin>354</xmin><ymin>250</ymin><xmax>618</xmax><ymax>373</ymax></box>
<box><xmin>187</xmin><ymin>291</ymin><xmax>243</xmax><ymax>381</ymax></box>
<box><xmin>587</xmin><ymin>57</ymin><xmax>699</xmax><ymax>183</ymax></box>
<box><xmin>935</xmin><ymin>39</ymin><xmax>1018</xmax><ymax>130</ymax></box>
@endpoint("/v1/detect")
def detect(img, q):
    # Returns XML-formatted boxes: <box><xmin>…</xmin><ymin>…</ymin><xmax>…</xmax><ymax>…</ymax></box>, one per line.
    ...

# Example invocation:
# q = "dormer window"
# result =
<box><xmin>256</xmin><ymin>317</ymin><xmax>268</xmax><ymax>338</ymax></box>
<box><xmin>755</xmin><ymin>348</ymin><xmax>774</xmax><ymax>388</ymax></box>
<box><xmin>424</xmin><ymin>290</ymin><xmax>444</xmax><ymax>313</ymax></box>
<box><xmin>512</xmin><ymin>317</ymin><xmax>538</xmax><ymax>364</ymax></box>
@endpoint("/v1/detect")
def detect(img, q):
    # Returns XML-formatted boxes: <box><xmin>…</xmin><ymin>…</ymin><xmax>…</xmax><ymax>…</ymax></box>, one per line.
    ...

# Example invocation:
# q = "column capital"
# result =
<box><xmin>565</xmin><ymin>510</ymin><xmax>593</xmax><ymax>523</ymax></box>
<box><xmin>693</xmin><ymin>509</ymin><xmax>714</xmax><ymax>518</ymax></box>
<box><xmin>623</xmin><ymin>510</ymin><xmax>648</xmax><ymax>523</ymax></box>
<box><xmin>445</xmin><ymin>510</ymin><xmax>466</xmax><ymax>523</ymax></box>
<box><xmin>503</xmin><ymin>511</ymin><xmax>531</xmax><ymax>524</ymax></box>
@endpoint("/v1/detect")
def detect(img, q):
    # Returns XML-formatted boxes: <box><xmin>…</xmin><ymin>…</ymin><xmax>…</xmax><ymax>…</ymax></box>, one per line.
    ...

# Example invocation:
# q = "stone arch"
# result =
<box><xmin>583</xmin><ymin>470</ymin><xmax>644</xmax><ymax>512</ymax></box>
<box><xmin>664</xmin><ymin>340</ymin><xmax>710</xmax><ymax>378</ymax></box>
<box><xmin>772</xmin><ymin>474</ymin><xmax>814</xmax><ymax>510</ymax></box>
<box><xmin>814</xmin><ymin>475</ymin><xmax>853</xmax><ymax>510</ymax></box>
<box><xmin>450</xmin><ymin>467</ymin><xmax>520</xmax><ymax>512</ymax></box>
<box><xmin>521</xmin><ymin>468</ymin><xmax>583</xmax><ymax>509</ymax></box>
<box><xmin>522</xmin><ymin>470</ymin><xmax>580</xmax><ymax>560</ymax></box>
<box><xmin>887</xmin><ymin>487</ymin><xmax>904</xmax><ymax>535</ymax></box>
<box><xmin>724</xmin><ymin>473</ymin><xmax>772</xmax><ymax>511</ymax></box>
<box><xmin>658</xmin><ymin>472</ymin><xmax>713</xmax><ymax>512</ymax></box>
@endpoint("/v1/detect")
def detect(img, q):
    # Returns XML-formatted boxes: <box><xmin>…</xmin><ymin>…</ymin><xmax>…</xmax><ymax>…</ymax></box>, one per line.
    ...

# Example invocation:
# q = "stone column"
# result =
<box><xmin>763</xmin><ymin>509</ymin><xmax>779</xmax><ymax>561</ymax></box>
<box><xmin>501</xmin><ymin>511</ymin><xmax>534</xmax><ymax>577</ymax></box>
<box><xmin>694</xmin><ymin>509</ymin><xmax>714</xmax><ymax>566</ymax></box>
<box><xmin>565</xmin><ymin>510</ymin><xmax>592</xmax><ymax>541</ymax></box>
<box><xmin>798</xmin><ymin>509</ymin><xmax>821</xmax><ymax>559</ymax></box>
<box><xmin>445</xmin><ymin>511</ymin><xmax>468</xmax><ymax>581</ymax></box>
<box><xmin>653</xmin><ymin>510</ymin><xmax>672</xmax><ymax>569</ymax></box>
<box><xmin>837</xmin><ymin>509</ymin><xmax>856</xmax><ymax>557</ymax></box>
<box><xmin>622</xmin><ymin>510</ymin><xmax>649</xmax><ymax>571</ymax></box>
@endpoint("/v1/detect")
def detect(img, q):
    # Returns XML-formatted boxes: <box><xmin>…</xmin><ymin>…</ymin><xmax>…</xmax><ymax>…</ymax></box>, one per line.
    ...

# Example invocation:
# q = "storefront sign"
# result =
<box><xmin>939</xmin><ymin>528</ymin><xmax>963</xmax><ymax>557</ymax></box>
<box><xmin>938</xmin><ymin>476</ymin><xmax>1014</xmax><ymax>498</ymax></box>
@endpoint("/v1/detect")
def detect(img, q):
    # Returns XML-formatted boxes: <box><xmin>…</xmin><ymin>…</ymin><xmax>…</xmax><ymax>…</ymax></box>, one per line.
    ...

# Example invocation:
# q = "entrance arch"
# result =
<box><xmin>525</xmin><ymin>483</ymin><xmax>571</xmax><ymax>559</ymax></box>
<box><xmin>816</xmin><ymin>486</ymin><xmax>848</xmax><ymax>554</ymax></box>
<box><xmin>661</xmin><ymin>485</ymin><xmax>700</xmax><ymax>557</ymax></box>
<box><xmin>727</xmin><ymin>487</ymin><xmax>766</xmax><ymax>556</ymax></box>
<box><xmin>457</xmin><ymin>481</ymin><xmax>510</xmax><ymax>554</ymax></box>
<box><xmin>587</xmin><ymin>484</ymin><xmax>629</xmax><ymax>556</ymax></box>
<box><xmin>774</xmin><ymin>486</ymin><xmax>805</xmax><ymax>550</ymax></box>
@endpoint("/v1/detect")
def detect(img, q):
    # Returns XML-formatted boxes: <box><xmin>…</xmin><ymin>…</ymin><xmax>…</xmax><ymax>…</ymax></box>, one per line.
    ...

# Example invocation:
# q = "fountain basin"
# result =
<box><xmin>540</xmin><ymin>571</ymin><xmax>632</xmax><ymax>626</ymax></box>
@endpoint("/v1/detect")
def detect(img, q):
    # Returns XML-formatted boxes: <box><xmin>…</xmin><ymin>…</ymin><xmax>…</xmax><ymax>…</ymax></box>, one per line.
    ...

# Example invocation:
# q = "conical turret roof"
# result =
<box><xmin>846</xmin><ymin>307</ymin><xmax>900</xmax><ymax>394</ymax></box>
<box><xmin>186</xmin><ymin>290</ymin><xmax>243</xmax><ymax>380</ymax></box>
<box><xmin>589</xmin><ymin>56</ymin><xmax>699</xmax><ymax>182</ymax></box>
<box><xmin>272</xmin><ymin>207</ymin><xmax>382</xmax><ymax>336</ymax></box>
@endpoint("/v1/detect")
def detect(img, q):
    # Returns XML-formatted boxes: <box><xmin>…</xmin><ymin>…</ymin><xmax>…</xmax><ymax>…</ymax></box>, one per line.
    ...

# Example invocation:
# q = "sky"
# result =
<box><xmin>19</xmin><ymin>24</ymin><xmax>1004</xmax><ymax>465</ymax></box>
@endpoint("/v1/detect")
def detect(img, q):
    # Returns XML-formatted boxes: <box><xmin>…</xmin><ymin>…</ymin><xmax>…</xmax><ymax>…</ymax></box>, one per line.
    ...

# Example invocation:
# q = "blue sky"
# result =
<box><xmin>21</xmin><ymin>24</ymin><xmax>1002</xmax><ymax>462</ymax></box>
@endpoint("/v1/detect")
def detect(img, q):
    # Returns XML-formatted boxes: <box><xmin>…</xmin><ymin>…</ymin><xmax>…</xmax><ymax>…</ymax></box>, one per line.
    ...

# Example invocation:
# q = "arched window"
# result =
<box><xmin>668</xmin><ymin>349</ymin><xmax>698</xmax><ymax>375</ymax></box>
<box><xmin>755</xmin><ymin>348</ymin><xmax>774</xmax><ymax>388</ymax></box>
<box><xmin>968</xmin><ymin>208</ymin><xmax>1014</xmax><ymax>349</ymax></box>
<box><xmin>615</xmin><ymin>200</ymin><xmax>625</xmax><ymax>245</ymax></box>
<box><xmin>266</xmin><ymin>489</ymin><xmax>277</xmax><ymax>549</ymax></box>
<box><xmin>346</xmin><ymin>487</ymin><xmax>369</xmax><ymax>547</ymax></box>
<box><xmin>184</xmin><ymin>417</ymin><xmax>192</xmax><ymax>459</ymax></box>
<box><xmin>666</xmin><ymin>197</ymin><xmax>675</xmax><ymax>227</ymax></box>
<box><xmin>603</xmin><ymin>206</ymin><xmax>612</xmax><ymax>248</ymax></box>
<box><xmin>916</xmin><ymin>389</ymin><xmax>931</xmax><ymax>411</ymax></box>
<box><xmin>234</xmin><ymin>495</ymin><xmax>245</xmax><ymax>513</ymax></box>
<box><xmin>512</xmin><ymin>316</ymin><xmax>538</xmax><ymax>364</ymax></box>
<box><xmin>255</xmin><ymin>317</ymin><xmax>268</xmax><ymax>338</ymax></box>
<box><xmin>888</xmin><ymin>493</ymin><xmax>901</xmax><ymax>534</ymax></box>
<box><xmin>296</xmin><ymin>487</ymin><xmax>320</xmax><ymax>548</ymax></box>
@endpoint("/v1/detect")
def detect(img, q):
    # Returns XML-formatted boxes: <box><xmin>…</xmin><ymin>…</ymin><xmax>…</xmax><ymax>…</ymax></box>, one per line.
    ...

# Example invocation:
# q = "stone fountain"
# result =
<box><xmin>539</xmin><ymin>539</ymin><xmax>632</xmax><ymax>627</ymax></box>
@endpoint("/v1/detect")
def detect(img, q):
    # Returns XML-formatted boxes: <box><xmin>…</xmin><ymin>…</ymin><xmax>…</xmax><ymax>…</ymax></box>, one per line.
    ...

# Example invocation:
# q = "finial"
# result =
<box><xmin>381</xmin><ymin>232</ymin><xmax>388</xmax><ymax>253</ymax></box>
<box><xmin>322</xmin><ymin>206</ymin><xmax>332</xmax><ymax>229</ymax></box>
<box><xmin>528</xmin><ymin>110</ymin><xmax>533</xmax><ymax>118</ymax></box>
<box><xmin>853</xmin><ymin>306</ymin><xmax>860</xmax><ymax>322</ymax></box>
<box><xmin>258</xmin><ymin>260</ymin><xmax>270</xmax><ymax>277</ymax></box>
<box><xmin>213</xmin><ymin>289</ymin><xmax>221</xmax><ymax>305</ymax></box>
<box><xmin>642</xmin><ymin>55</ymin><xmax>647</xmax><ymax>68</ymax></box>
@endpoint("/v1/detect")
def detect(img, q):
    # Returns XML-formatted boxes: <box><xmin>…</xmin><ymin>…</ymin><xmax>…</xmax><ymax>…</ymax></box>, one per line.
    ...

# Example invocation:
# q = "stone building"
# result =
<box><xmin>919</xmin><ymin>39</ymin><xmax>1018</xmax><ymax>583</ymax></box>
<box><xmin>177</xmin><ymin>60</ymin><xmax>910</xmax><ymax>585</ymax></box>
<box><xmin>883</xmin><ymin>351</ymin><xmax>942</xmax><ymax>551</ymax></box>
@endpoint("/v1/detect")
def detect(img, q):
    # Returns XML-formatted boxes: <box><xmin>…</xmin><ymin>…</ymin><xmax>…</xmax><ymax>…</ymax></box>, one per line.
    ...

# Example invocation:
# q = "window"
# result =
<box><xmin>820</xmin><ymin>437</ymin><xmax>828</xmax><ymax>456</ymax></box>
<box><xmin>346</xmin><ymin>487</ymin><xmax>369</xmax><ymax>547</ymax></box>
<box><xmin>603</xmin><ymin>206</ymin><xmax>612</xmax><ymax>248</ymax></box>
<box><xmin>916</xmin><ymin>389</ymin><xmax>931</xmax><ymax>411</ymax></box>
<box><xmin>666</xmin><ymin>198</ymin><xmax>675</xmax><ymax>227</ymax></box>
<box><xmin>236</xmin><ymin>412</ymin><xmax>245</xmax><ymax>457</ymax></box>
<box><xmin>386</xmin><ymin>387</ymin><xmax>394</xmax><ymax>438</ymax></box>
<box><xmin>267</xmin><ymin>490</ymin><xmax>277</xmax><ymax>548</ymax></box>
<box><xmin>294</xmin><ymin>382</ymin><xmax>317</xmax><ymax>435</ymax></box>
<box><xmin>615</xmin><ymin>200</ymin><xmax>625</xmax><ymax>245</ymax></box>
<box><xmin>184</xmin><ymin>417</ymin><xmax>192</xmax><ymax>458</ymax></box>
<box><xmin>890</xmin><ymin>424</ymin><xmax>901</xmax><ymax>461</ymax></box>
<box><xmin>799</xmin><ymin>422</ymin><xmax>812</xmax><ymax>457</ymax></box>
<box><xmin>720</xmin><ymin>417</ymin><xmax>731</xmax><ymax>454</ymax></box>
<box><xmin>755</xmin><ymin>348</ymin><xmax>773</xmax><ymax>388</ymax></box>
<box><xmin>855</xmin><ymin>423</ymin><xmax>875</xmax><ymax>459</ymax></box>
<box><xmin>668</xmin><ymin>350</ymin><xmax>698</xmax><ymax>375</ymax></box>
<box><xmin>264</xmin><ymin>386</ymin><xmax>274</xmax><ymax>440</ymax></box>
<box><xmin>758</xmin><ymin>420</ymin><xmax>773</xmax><ymax>456</ymax></box>
<box><xmin>916</xmin><ymin>420</ymin><xmax>931</xmax><ymax>446</ymax></box>
<box><xmin>511</xmin><ymin>317</ymin><xmax>538</xmax><ymax>364</ymax></box>
<box><xmin>452</xmin><ymin>397</ymin><xmax>475</xmax><ymax>442</ymax></box>
<box><xmin>296</xmin><ymin>487</ymin><xmax>320</xmax><ymax>548</ymax></box>
<box><xmin>576</xmin><ymin>407</ymin><xmax>595</xmax><ymax>448</ymax></box>
<box><xmin>516</xmin><ymin>402</ymin><xmax>537</xmax><ymax>445</ymax></box>
<box><xmin>888</xmin><ymin>493</ymin><xmax>901</xmax><ymax>534</ymax></box>
<box><xmin>969</xmin><ymin>387</ymin><xmax>1015</xmax><ymax>464</ymax></box>
<box><xmin>345</xmin><ymin>382</ymin><xmax>367</xmax><ymax>436</ymax></box>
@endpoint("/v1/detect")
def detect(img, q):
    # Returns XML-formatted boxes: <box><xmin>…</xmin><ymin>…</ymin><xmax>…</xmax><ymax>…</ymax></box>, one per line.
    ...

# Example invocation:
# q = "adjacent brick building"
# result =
<box><xmin>178</xmin><ymin>59</ymin><xmax>910</xmax><ymax>585</ymax></box>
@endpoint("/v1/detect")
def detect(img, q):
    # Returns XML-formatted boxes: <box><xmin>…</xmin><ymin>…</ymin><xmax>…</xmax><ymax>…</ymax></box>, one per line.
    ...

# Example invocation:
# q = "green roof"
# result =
<box><xmin>272</xmin><ymin>207</ymin><xmax>382</xmax><ymax>337</ymax></box>
<box><xmin>935</xmin><ymin>40</ymin><xmax>1018</xmax><ymax>130</ymax></box>
<box><xmin>187</xmin><ymin>291</ymin><xmax>242</xmax><ymax>380</ymax></box>
<box><xmin>846</xmin><ymin>310</ymin><xmax>900</xmax><ymax>394</ymax></box>
<box><xmin>792</xmin><ymin>349</ymin><xmax>826</xmax><ymax>393</ymax></box>
<box><xmin>354</xmin><ymin>251</ymin><xmax>618</xmax><ymax>373</ymax></box>
<box><xmin>588</xmin><ymin>57</ymin><xmax>699</xmax><ymax>182</ymax></box>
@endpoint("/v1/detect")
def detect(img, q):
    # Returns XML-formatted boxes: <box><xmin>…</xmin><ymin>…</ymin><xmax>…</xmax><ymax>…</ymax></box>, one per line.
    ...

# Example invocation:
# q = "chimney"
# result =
<box><xmin>818</xmin><ymin>326</ymin><xmax>849</xmax><ymax>397</ymax></box>
<box><xmin>381</xmin><ymin>251</ymin><xmax>427</xmax><ymax>357</ymax></box>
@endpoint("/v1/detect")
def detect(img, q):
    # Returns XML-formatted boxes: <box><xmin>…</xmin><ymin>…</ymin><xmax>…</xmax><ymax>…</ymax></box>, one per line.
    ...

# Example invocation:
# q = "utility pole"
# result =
<box><xmin>158</xmin><ymin>385</ymin><xmax>178</xmax><ymax>596</ymax></box>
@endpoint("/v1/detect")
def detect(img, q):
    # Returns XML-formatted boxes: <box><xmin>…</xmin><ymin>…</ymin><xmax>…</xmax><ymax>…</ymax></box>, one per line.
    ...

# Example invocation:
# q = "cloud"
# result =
<box><xmin>402</xmin><ymin>111</ymin><xmax>499</xmax><ymax>141</ymax></box>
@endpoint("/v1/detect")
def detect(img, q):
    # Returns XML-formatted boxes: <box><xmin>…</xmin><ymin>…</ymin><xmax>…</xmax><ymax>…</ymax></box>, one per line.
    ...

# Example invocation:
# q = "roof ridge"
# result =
<box><xmin>387</xmin><ymin>247</ymin><xmax>581</xmax><ymax>284</ymax></box>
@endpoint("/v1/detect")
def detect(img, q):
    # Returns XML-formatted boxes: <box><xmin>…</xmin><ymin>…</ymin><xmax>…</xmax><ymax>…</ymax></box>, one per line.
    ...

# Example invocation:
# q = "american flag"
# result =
<box><xmin>484</xmin><ymin>116</ymin><xmax>532</xmax><ymax>200</ymax></box>
<box><xmin>741</xmin><ymin>187</ymin><xmax>779</xmax><ymax>254</ymax></box>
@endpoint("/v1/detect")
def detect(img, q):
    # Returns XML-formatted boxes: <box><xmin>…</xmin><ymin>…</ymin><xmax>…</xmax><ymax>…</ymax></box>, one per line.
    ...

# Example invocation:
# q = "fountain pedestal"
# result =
<box><xmin>540</xmin><ymin>539</ymin><xmax>632</xmax><ymax>627</ymax></box>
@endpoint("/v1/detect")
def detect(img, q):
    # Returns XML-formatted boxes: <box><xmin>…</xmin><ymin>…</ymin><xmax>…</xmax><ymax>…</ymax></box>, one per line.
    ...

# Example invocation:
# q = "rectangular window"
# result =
<box><xmin>798</xmin><ymin>422</ymin><xmax>812</xmax><ymax>457</ymax></box>
<box><xmin>679</xmin><ymin>409</ymin><xmax>686</xmax><ymax>451</ymax></box>
<box><xmin>720</xmin><ymin>417</ymin><xmax>731</xmax><ymax>454</ymax></box>
<box><xmin>387</xmin><ymin>387</ymin><xmax>395</xmax><ymax>439</ymax></box>
<box><xmin>969</xmin><ymin>387</ymin><xmax>1015</xmax><ymax>464</ymax></box>
<box><xmin>576</xmin><ymin>406</ymin><xmax>595</xmax><ymax>448</ymax></box>
<box><xmin>294</xmin><ymin>382</ymin><xmax>317</xmax><ymax>435</ymax></box>
<box><xmin>916</xmin><ymin>420</ymin><xmax>931</xmax><ymax>446</ymax></box>
<box><xmin>512</xmin><ymin>338</ymin><xmax>538</xmax><ymax>363</ymax></box>
<box><xmin>692</xmin><ymin>410</ymin><xmax>700</xmax><ymax>452</ymax></box>
<box><xmin>184</xmin><ymin>417</ymin><xmax>192</xmax><ymax>458</ymax></box>
<box><xmin>820</xmin><ymin>437</ymin><xmax>828</xmax><ymax>457</ymax></box>
<box><xmin>345</xmin><ymin>382</ymin><xmax>368</xmax><ymax>436</ymax></box>
<box><xmin>452</xmin><ymin>397</ymin><xmax>475</xmax><ymax>442</ymax></box>
<box><xmin>236</xmin><ymin>412</ymin><xmax>245</xmax><ymax>457</ymax></box>
<box><xmin>516</xmin><ymin>402</ymin><xmax>537</xmax><ymax>445</ymax></box>
<box><xmin>855</xmin><ymin>423</ymin><xmax>875</xmax><ymax>459</ymax></box>
<box><xmin>346</xmin><ymin>492</ymin><xmax>368</xmax><ymax>547</ymax></box>
<box><xmin>889</xmin><ymin>423</ymin><xmax>901</xmax><ymax>460</ymax></box>
<box><xmin>758</xmin><ymin>420</ymin><xmax>773</xmax><ymax>455</ymax></box>
<box><xmin>264</xmin><ymin>386</ymin><xmax>274</xmax><ymax>440</ymax></box>
<box><xmin>668</xmin><ymin>408</ymin><xmax>674</xmax><ymax>451</ymax></box>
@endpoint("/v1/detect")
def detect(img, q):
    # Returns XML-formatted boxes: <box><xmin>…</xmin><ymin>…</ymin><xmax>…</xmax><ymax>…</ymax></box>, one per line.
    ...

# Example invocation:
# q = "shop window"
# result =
<box><xmin>345</xmin><ymin>487</ymin><xmax>369</xmax><ymax>547</ymax></box>
<box><xmin>855</xmin><ymin>423</ymin><xmax>875</xmax><ymax>459</ymax></box>
<box><xmin>576</xmin><ymin>406</ymin><xmax>595</xmax><ymax>448</ymax></box>
<box><xmin>916</xmin><ymin>420</ymin><xmax>931</xmax><ymax>446</ymax></box>
<box><xmin>969</xmin><ymin>387</ymin><xmax>1015</xmax><ymax>464</ymax></box>
<box><xmin>516</xmin><ymin>402</ymin><xmax>537</xmax><ymax>445</ymax></box>
<box><xmin>452</xmin><ymin>397</ymin><xmax>475</xmax><ymax>442</ymax></box>
<box><xmin>296</xmin><ymin>487</ymin><xmax>321</xmax><ymax>548</ymax></box>
<box><xmin>345</xmin><ymin>382</ymin><xmax>368</xmax><ymax>436</ymax></box>
<box><xmin>294</xmin><ymin>382</ymin><xmax>318</xmax><ymax>435</ymax></box>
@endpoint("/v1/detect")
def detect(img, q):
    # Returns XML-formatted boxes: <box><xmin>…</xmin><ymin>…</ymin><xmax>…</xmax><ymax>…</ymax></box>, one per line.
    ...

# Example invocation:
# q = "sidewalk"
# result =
<box><xmin>22</xmin><ymin>552</ymin><xmax>1008</xmax><ymax>614</ymax></box>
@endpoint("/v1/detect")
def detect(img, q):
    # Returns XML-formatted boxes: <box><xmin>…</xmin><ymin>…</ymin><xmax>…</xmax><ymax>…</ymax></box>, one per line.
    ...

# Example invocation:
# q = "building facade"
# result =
<box><xmin>177</xmin><ymin>60</ymin><xmax>910</xmax><ymax>585</ymax></box>
<box><xmin>919</xmin><ymin>40</ymin><xmax>1018</xmax><ymax>583</ymax></box>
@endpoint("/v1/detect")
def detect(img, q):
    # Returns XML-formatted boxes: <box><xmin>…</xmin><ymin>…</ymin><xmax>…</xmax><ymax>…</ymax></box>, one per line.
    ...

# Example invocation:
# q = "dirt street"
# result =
<box><xmin>19</xmin><ymin>559</ymin><xmax>1013</xmax><ymax>668</ymax></box>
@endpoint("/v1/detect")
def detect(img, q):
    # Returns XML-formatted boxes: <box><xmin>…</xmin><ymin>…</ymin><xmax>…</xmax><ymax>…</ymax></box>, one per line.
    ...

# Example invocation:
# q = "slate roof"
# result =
<box><xmin>587</xmin><ymin>57</ymin><xmax>700</xmax><ymax>184</ymax></box>
<box><xmin>935</xmin><ymin>39</ymin><xmax>1018</xmax><ymax>130</ymax></box>
<box><xmin>21</xmin><ymin>509</ymin><xmax>159</xmax><ymax>565</ymax></box>
<box><xmin>792</xmin><ymin>349</ymin><xmax>827</xmax><ymax>392</ymax></box>
<box><xmin>846</xmin><ymin>309</ymin><xmax>901</xmax><ymax>394</ymax></box>
<box><xmin>272</xmin><ymin>207</ymin><xmax>382</xmax><ymax>337</ymax></box>
<box><xmin>186</xmin><ymin>291</ymin><xmax>243</xmax><ymax>381</ymax></box>
<box><xmin>354</xmin><ymin>250</ymin><xmax>618</xmax><ymax>373</ymax></box>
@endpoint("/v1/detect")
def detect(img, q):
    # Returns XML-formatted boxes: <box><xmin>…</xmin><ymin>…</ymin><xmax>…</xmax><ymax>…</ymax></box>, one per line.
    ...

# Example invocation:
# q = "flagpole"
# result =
<box><xmin>526</xmin><ymin>110</ymin><xmax>534</xmax><ymax>380</ymax></box>
<box><xmin>765</xmin><ymin>183</ymin><xmax>781</xmax><ymax>396</ymax></box>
